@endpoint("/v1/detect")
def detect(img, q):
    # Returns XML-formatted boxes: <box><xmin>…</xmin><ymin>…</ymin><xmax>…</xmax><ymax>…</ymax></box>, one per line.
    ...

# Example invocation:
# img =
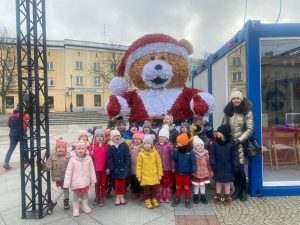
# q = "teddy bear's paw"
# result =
<box><xmin>105</xmin><ymin>95</ymin><xmax>129</xmax><ymax>119</ymax></box>
<box><xmin>199</xmin><ymin>92</ymin><xmax>216</xmax><ymax>114</ymax></box>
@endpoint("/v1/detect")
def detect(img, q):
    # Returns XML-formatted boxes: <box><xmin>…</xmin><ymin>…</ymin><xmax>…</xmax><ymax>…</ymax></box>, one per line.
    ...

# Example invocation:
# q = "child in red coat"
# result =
<box><xmin>192</xmin><ymin>136</ymin><xmax>211</xmax><ymax>205</ymax></box>
<box><xmin>89</xmin><ymin>128</ymin><xmax>109</xmax><ymax>207</ymax></box>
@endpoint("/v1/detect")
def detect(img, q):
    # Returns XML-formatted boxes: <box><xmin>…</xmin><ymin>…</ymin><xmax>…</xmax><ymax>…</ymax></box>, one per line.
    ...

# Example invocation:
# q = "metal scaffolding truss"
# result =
<box><xmin>16</xmin><ymin>0</ymin><xmax>51</xmax><ymax>219</ymax></box>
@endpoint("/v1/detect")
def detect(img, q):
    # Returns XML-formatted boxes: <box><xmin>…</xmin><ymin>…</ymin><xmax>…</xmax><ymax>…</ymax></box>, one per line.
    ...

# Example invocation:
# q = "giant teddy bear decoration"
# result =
<box><xmin>105</xmin><ymin>34</ymin><xmax>215</xmax><ymax>124</ymax></box>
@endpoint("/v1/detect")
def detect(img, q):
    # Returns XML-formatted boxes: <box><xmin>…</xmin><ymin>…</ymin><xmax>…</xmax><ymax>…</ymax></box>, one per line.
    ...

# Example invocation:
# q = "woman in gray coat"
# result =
<box><xmin>223</xmin><ymin>90</ymin><xmax>254</xmax><ymax>202</ymax></box>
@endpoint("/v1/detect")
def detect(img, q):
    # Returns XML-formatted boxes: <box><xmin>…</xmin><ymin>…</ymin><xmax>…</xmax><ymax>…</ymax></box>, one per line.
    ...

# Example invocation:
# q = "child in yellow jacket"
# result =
<box><xmin>136</xmin><ymin>134</ymin><xmax>163</xmax><ymax>209</ymax></box>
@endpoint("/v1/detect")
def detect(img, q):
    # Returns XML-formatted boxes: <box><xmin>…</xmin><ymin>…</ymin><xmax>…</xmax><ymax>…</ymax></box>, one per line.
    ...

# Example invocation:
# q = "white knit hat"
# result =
<box><xmin>158</xmin><ymin>126</ymin><xmax>169</xmax><ymax>139</ymax></box>
<box><xmin>230</xmin><ymin>90</ymin><xmax>243</xmax><ymax>100</ymax></box>
<box><xmin>193</xmin><ymin>136</ymin><xmax>204</xmax><ymax>149</ymax></box>
<box><xmin>110</xmin><ymin>129</ymin><xmax>121</xmax><ymax>140</ymax></box>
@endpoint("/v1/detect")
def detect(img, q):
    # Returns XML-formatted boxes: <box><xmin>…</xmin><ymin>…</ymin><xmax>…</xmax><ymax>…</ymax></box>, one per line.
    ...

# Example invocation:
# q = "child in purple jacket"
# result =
<box><xmin>154</xmin><ymin>125</ymin><xmax>174</xmax><ymax>203</ymax></box>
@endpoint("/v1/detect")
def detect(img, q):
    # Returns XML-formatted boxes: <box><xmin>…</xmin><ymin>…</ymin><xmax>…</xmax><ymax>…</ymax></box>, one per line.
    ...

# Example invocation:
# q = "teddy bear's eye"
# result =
<box><xmin>150</xmin><ymin>56</ymin><xmax>155</xmax><ymax>60</ymax></box>
<box><xmin>160</xmin><ymin>56</ymin><xmax>165</xmax><ymax>60</ymax></box>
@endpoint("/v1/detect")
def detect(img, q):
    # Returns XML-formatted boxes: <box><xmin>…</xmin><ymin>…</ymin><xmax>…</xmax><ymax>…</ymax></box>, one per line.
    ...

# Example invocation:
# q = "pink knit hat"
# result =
<box><xmin>77</xmin><ymin>130</ymin><xmax>89</xmax><ymax>139</ymax></box>
<box><xmin>55</xmin><ymin>137</ymin><xmax>67</xmax><ymax>149</ymax></box>
<box><xmin>133</xmin><ymin>131</ymin><xmax>144</xmax><ymax>140</ymax></box>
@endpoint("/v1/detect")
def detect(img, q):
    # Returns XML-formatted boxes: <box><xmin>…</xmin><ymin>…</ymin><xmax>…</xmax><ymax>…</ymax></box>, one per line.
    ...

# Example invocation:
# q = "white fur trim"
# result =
<box><xmin>116</xmin><ymin>96</ymin><xmax>130</xmax><ymax>117</ymax></box>
<box><xmin>190</xmin><ymin>99</ymin><xmax>195</xmax><ymax>115</ymax></box>
<box><xmin>125</xmin><ymin>43</ymin><xmax>188</xmax><ymax>72</ymax></box>
<box><xmin>199</xmin><ymin>92</ymin><xmax>215</xmax><ymax>115</ymax></box>
<box><xmin>105</xmin><ymin>96</ymin><xmax>129</xmax><ymax>119</ymax></box>
<box><xmin>110</xmin><ymin>77</ymin><xmax>128</xmax><ymax>95</ymax></box>
<box><xmin>192</xmin><ymin>180</ymin><xmax>210</xmax><ymax>186</ymax></box>
<box><xmin>137</xmin><ymin>88</ymin><xmax>182</xmax><ymax>116</ymax></box>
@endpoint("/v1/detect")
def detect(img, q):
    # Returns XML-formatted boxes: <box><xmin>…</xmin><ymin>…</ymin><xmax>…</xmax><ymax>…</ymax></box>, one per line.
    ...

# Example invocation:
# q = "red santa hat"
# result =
<box><xmin>110</xmin><ymin>33</ymin><xmax>193</xmax><ymax>95</ymax></box>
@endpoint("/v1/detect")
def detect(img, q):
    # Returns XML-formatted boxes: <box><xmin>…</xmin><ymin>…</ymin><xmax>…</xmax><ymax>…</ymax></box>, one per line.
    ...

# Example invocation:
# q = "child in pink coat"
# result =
<box><xmin>192</xmin><ymin>136</ymin><xmax>211</xmax><ymax>205</ymax></box>
<box><xmin>154</xmin><ymin>125</ymin><xmax>174</xmax><ymax>203</ymax></box>
<box><xmin>129</xmin><ymin>131</ymin><xmax>144</xmax><ymax>199</ymax></box>
<box><xmin>64</xmin><ymin>141</ymin><xmax>97</xmax><ymax>217</ymax></box>
<box><xmin>89</xmin><ymin>128</ymin><xmax>109</xmax><ymax>207</ymax></box>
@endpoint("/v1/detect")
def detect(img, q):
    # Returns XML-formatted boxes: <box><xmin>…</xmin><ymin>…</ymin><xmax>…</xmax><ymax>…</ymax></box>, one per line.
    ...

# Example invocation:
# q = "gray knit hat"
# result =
<box><xmin>94</xmin><ymin>128</ymin><xmax>105</xmax><ymax>137</ymax></box>
<box><xmin>143</xmin><ymin>134</ymin><xmax>154</xmax><ymax>145</ymax></box>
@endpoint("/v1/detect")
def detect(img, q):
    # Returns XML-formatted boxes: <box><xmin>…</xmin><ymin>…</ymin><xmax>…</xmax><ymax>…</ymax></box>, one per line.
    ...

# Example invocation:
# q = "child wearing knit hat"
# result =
<box><xmin>154</xmin><ymin>125</ymin><xmax>174</xmax><ymax>203</ymax></box>
<box><xmin>136</xmin><ymin>134</ymin><xmax>163</xmax><ymax>209</ymax></box>
<box><xmin>107</xmin><ymin>129</ymin><xmax>131</xmax><ymax>206</ymax></box>
<box><xmin>89</xmin><ymin>129</ymin><xmax>109</xmax><ymax>207</ymax></box>
<box><xmin>162</xmin><ymin>115</ymin><xmax>179</xmax><ymax>145</ymax></box>
<box><xmin>172</xmin><ymin>133</ymin><xmax>196</xmax><ymax>208</ymax></box>
<box><xmin>192</xmin><ymin>136</ymin><xmax>211</xmax><ymax>205</ymax></box>
<box><xmin>43</xmin><ymin>137</ymin><xmax>71</xmax><ymax>214</ymax></box>
<box><xmin>71</xmin><ymin>130</ymin><xmax>90</xmax><ymax>151</ymax></box>
<box><xmin>209</xmin><ymin>124</ymin><xmax>239</xmax><ymax>206</ymax></box>
<box><xmin>64</xmin><ymin>141</ymin><xmax>97</xmax><ymax>217</ymax></box>
<box><xmin>129</xmin><ymin>131</ymin><xmax>144</xmax><ymax>200</ymax></box>
<box><xmin>123</xmin><ymin>122</ymin><xmax>139</xmax><ymax>146</ymax></box>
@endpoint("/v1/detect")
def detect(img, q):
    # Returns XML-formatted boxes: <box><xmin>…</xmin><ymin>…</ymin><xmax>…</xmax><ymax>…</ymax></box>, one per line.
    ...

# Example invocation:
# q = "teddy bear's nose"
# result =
<box><xmin>154</xmin><ymin>64</ymin><xmax>163</xmax><ymax>70</ymax></box>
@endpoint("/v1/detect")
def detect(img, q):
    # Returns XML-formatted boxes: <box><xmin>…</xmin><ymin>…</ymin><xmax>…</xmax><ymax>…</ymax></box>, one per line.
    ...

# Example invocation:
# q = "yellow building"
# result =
<box><xmin>227</xmin><ymin>45</ymin><xmax>246</xmax><ymax>95</ymax></box>
<box><xmin>47</xmin><ymin>39</ymin><xmax>127</xmax><ymax>112</ymax></box>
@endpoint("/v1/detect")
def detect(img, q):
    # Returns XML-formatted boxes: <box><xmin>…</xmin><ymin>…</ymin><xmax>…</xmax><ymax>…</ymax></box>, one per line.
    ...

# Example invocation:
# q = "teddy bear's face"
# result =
<box><xmin>129</xmin><ymin>53</ymin><xmax>189</xmax><ymax>89</ymax></box>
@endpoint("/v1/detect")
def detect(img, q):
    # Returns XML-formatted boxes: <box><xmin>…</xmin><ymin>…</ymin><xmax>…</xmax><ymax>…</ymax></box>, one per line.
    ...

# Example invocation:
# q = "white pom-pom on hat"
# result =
<box><xmin>110</xmin><ymin>76</ymin><xmax>128</xmax><ymax>95</ymax></box>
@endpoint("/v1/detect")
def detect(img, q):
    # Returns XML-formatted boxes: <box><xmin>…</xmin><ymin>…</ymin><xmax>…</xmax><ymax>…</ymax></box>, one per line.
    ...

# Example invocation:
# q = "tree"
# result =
<box><xmin>86</xmin><ymin>43</ymin><xmax>127</xmax><ymax>89</ymax></box>
<box><xmin>0</xmin><ymin>28</ymin><xmax>17</xmax><ymax>114</ymax></box>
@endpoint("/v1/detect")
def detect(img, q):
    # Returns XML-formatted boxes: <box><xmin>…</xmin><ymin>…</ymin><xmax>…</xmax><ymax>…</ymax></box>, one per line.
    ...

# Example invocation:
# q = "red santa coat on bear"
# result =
<box><xmin>105</xmin><ymin>34</ymin><xmax>215</xmax><ymax>123</ymax></box>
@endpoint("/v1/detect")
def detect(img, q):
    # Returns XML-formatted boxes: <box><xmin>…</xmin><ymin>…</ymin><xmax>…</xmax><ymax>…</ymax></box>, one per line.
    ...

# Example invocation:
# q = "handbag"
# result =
<box><xmin>242</xmin><ymin>136</ymin><xmax>262</xmax><ymax>159</ymax></box>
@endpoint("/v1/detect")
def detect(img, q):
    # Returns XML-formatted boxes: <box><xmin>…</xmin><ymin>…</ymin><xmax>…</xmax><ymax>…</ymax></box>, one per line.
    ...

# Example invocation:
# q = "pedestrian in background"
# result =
<box><xmin>3</xmin><ymin>105</ymin><xmax>29</xmax><ymax>170</ymax></box>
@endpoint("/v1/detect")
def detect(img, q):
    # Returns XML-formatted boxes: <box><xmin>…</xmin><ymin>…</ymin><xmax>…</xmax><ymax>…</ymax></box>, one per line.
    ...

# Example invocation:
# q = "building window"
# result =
<box><xmin>94</xmin><ymin>62</ymin><xmax>100</xmax><ymax>71</ymax></box>
<box><xmin>6</xmin><ymin>60</ymin><xmax>14</xmax><ymax>69</ymax></box>
<box><xmin>76</xmin><ymin>94</ymin><xmax>84</xmax><ymax>107</ymax></box>
<box><xmin>47</xmin><ymin>61</ymin><xmax>54</xmax><ymax>71</ymax></box>
<box><xmin>94</xmin><ymin>95</ymin><xmax>101</xmax><ymax>106</ymax></box>
<box><xmin>94</xmin><ymin>77</ymin><xmax>101</xmax><ymax>85</ymax></box>
<box><xmin>48</xmin><ymin>51</ymin><xmax>50</xmax><ymax>56</ymax></box>
<box><xmin>110</xmin><ymin>63</ymin><xmax>116</xmax><ymax>72</ymax></box>
<box><xmin>76</xmin><ymin>76</ymin><xmax>83</xmax><ymax>85</ymax></box>
<box><xmin>48</xmin><ymin>96</ymin><xmax>54</xmax><ymax>108</ymax></box>
<box><xmin>4</xmin><ymin>76</ymin><xmax>12</xmax><ymax>85</ymax></box>
<box><xmin>232</xmin><ymin>72</ymin><xmax>242</xmax><ymax>81</ymax></box>
<box><xmin>96</xmin><ymin>53</ymin><xmax>98</xmax><ymax>58</ymax></box>
<box><xmin>76</xmin><ymin>61</ymin><xmax>83</xmax><ymax>70</ymax></box>
<box><xmin>48</xmin><ymin>77</ymin><xmax>54</xmax><ymax>86</ymax></box>
<box><xmin>6</xmin><ymin>96</ymin><xmax>14</xmax><ymax>109</ymax></box>
<box><xmin>232</xmin><ymin>57</ymin><xmax>241</xmax><ymax>66</ymax></box>
<box><xmin>78</xmin><ymin>52</ymin><xmax>80</xmax><ymax>56</ymax></box>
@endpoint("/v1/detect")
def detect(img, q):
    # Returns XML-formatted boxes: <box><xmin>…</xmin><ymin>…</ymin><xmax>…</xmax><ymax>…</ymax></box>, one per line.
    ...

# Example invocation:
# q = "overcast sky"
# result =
<box><xmin>1</xmin><ymin>0</ymin><xmax>300</xmax><ymax>58</ymax></box>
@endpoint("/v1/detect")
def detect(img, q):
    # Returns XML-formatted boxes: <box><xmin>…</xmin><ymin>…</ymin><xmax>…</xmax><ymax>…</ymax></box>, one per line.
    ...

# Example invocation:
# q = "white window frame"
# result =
<box><xmin>48</xmin><ymin>77</ymin><xmax>54</xmax><ymax>86</ymax></box>
<box><xmin>94</xmin><ymin>76</ymin><xmax>101</xmax><ymax>86</ymax></box>
<box><xmin>47</xmin><ymin>61</ymin><xmax>54</xmax><ymax>71</ymax></box>
<box><xmin>76</xmin><ymin>61</ymin><xmax>83</xmax><ymax>70</ymax></box>
<box><xmin>94</xmin><ymin>62</ymin><xmax>100</xmax><ymax>71</ymax></box>
<box><xmin>76</xmin><ymin>76</ymin><xmax>83</xmax><ymax>85</ymax></box>
<box><xmin>6</xmin><ymin>59</ymin><xmax>14</xmax><ymax>69</ymax></box>
<box><xmin>232</xmin><ymin>57</ymin><xmax>241</xmax><ymax>66</ymax></box>
<box><xmin>232</xmin><ymin>72</ymin><xmax>242</xmax><ymax>81</ymax></box>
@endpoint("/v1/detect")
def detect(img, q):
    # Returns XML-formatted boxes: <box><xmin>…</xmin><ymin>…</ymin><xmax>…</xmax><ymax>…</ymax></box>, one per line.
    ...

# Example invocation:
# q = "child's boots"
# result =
<box><xmin>223</xmin><ymin>194</ymin><xmax>232</xmax><ymax>206</ymax></box>
<box><xmin>72</xmin><ymin>201</ymin><xmax>80</xmax><ymax>217</ymax></box>
<box><xmin>165</xmin><ymin>188</ymin><xmax>172</xmax><ymax>203</ymax></box>
<box><xmin>82</xmin><ymin>200</ymin><xmax>92</xmax><ymax>214</ymax></box>
<box><xmin>193</xmin><ymin>194</ymin><xmax>200</xmax><ymax>204</ymax></box>
<box><xmin>145</xmin><ymin>199</ymin><xmax>153</xmax><ymax>209</ymax></box>
<box><xmin>185</xmin><ymin>198</ymin><xmax>191</xmax><ymax>208</ymax></box>
<box><xmin>200</xmin><ymin>194</ymin><xmax>208</xmax><ymax>205</ymax></box>
<box><xmin>63</xmin><ymin>199</ymin><xmax>70</xmax><ymax>210</ymax></box>
<box><xmin>47</xmin><ymin>201</ymin><xmax>56</xmax><ymax>214</ymax></box>
<box><xmin>214</xmin><ymin>193</ymin><xmax>223</xmax><ymax>205</ymax></box>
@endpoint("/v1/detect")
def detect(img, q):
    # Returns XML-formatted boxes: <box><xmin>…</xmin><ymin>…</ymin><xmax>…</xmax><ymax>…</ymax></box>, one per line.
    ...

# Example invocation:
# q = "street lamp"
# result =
<box><xmin>69</xmin><ymin>74</ymin><xmax>73</xmax><ymax>112</ymax></box>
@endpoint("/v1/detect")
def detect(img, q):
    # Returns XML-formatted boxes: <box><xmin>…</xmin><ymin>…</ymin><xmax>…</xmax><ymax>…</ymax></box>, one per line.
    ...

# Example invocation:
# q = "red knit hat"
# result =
<box><xmin>110</xmin><ymin>34</ymin><xmax>193</xmax><ymax>95</ymax></box>
<box><xmin>56</xmin><ymin>137</ymin><xmax>67</xmax><ymax>149</ymax></box>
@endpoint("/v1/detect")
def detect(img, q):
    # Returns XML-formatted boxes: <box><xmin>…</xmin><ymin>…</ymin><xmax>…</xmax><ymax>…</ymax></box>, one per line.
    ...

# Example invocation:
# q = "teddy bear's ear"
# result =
<box><xmin>178</xmin><ymin>39</ymin><xmax>193</xmax><ymax>55</ymax></box>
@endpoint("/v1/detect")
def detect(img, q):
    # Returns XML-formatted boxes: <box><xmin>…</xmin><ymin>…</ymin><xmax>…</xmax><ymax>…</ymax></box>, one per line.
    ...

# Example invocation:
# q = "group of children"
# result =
<box><xmin>44</xmin><ymin>114</ymin><xmax>239</xmax><ymax>217</ymax></box>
